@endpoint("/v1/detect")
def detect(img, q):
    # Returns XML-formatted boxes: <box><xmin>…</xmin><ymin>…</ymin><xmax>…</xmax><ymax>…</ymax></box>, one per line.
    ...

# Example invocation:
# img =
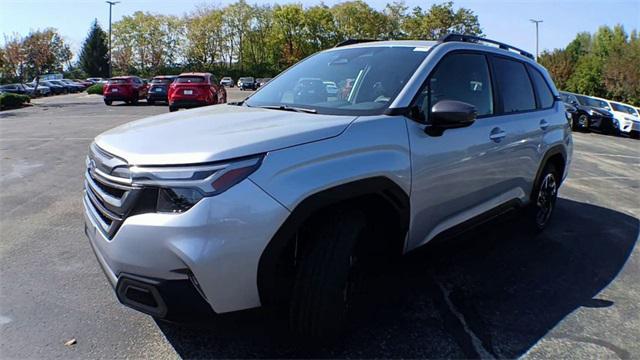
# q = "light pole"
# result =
<box><xmin>530</xmin><ymin>19</ymin><xmax>543</xmax><ymax>61</ymax></box>
<box><xmin>106</xmin><ymin>1</ymin><xmax>119</xmax><ymax>78</ymax></box>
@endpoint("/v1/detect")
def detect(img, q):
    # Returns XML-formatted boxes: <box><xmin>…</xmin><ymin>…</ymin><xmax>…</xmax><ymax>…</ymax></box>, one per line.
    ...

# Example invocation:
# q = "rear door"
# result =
<box><xmin>406</xmin><ymin>51</ymin><xmax>516</xmax><ymax>250</ymax></box>
<box><xmin>489</xmin><ymin>56</ymin><xmax>548</xmax><ymax>197</ymax></box>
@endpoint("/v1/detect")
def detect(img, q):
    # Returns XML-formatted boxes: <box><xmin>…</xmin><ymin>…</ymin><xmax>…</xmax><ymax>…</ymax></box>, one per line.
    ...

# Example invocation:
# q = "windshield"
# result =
<box><xmin>176</xmin><ymin>76</ymin><xmax>205</xmax><ymax>83</ymax></box>
<box><xmin>611</xmin><ymin>102</ymin><xmax>637</xmax><ymax>115</ymax></box>
<box><xmin>240</xmin><ymin>77</ymin><xmax>254</xmax><ymax>82</ymax></box>
<box><xmin>576</xmin><ymin>95</ymin><xmax>609</xmax><ymax>110</ymax></box>
<box><xmin>246</xmin><ymin>46</ymin><xmax>430</xmax><ymax>115</ymax></box>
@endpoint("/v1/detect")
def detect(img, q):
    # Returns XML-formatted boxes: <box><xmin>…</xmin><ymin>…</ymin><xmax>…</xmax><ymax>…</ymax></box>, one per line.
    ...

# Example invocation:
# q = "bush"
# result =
<box><xmin>0</xmin><ymin>93</ymin><xmax>31</xmax><ymax>110</ymax></box>
<box><xmin>87</xmin><ymin>83</ymin><xmax>104</xmax><ymax>95</ymax></box>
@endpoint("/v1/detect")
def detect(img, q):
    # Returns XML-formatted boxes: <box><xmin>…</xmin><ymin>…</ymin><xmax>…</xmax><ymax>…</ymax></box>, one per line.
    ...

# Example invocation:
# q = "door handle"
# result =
<box><xmin>489</xmin><ymin>127</ymin><xmax>506</xmax><ymax>142</ymax></box>
<box><xmin>540</xmin><ymin>119</ymin><xmax>550</xmax><ymax>130</ymax></box>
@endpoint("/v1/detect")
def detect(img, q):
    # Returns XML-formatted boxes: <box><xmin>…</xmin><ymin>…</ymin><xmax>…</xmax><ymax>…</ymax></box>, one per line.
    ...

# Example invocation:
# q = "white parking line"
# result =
<box><xmin>569</xmin><ymin>176</ymin><xmax>637</xmax><ymax>181</ymax></box>
<box><xmin>0</xmin><ymin>138</ymin><xmax>93</xmax><ymax>141</ymax></box>
<box><xmin>574</xmin><ymin>151</ymin><xmax>640</xmax><ymax>159</ymax></box>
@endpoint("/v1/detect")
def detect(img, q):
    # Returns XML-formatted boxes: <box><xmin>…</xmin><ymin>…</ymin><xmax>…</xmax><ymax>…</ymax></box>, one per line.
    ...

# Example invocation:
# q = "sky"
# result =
<box><xmin>1</xmin><ymin>0</ymin><xmax>638</xmax><ymax>59</ymax></box>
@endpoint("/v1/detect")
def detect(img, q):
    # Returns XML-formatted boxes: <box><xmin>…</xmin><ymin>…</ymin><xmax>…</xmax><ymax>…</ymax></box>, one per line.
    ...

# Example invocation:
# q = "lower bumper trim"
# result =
<box><xmin>116</xmin><ymin>274</ymin><xmax>216</xmax><ymax>321</ymax></box>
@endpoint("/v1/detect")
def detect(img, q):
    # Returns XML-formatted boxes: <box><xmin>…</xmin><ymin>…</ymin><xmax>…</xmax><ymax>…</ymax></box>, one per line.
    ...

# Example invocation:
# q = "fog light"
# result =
<box><xmin>156</xmin><ymin>188</ymin><xmax>203</xmax><ymax>213</ymax></box>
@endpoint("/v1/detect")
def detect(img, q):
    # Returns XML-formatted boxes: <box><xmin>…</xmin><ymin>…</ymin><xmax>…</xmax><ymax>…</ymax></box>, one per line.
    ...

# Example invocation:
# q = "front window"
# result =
<box><xmin>611</xmin><ymin>102</ymin><xmax>637</xmax><ymax>115</ymax></box>
<box><xmin>576</xmin><ymin>95</ymin><xmax>609</xmax><ymax>110</ymax></box>
<box><xmin>246</xmin><ymin>46</ymin><xmax>432</xmax><ymax>115</ymax></box>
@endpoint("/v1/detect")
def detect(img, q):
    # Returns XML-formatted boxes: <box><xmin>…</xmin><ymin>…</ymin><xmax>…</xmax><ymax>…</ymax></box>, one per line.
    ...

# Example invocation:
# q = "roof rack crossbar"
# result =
<box><xmin>334</xmin><ymin>39</ymin><xmax>377</xmax><ymax>48</ymax></box>
<box><xmin>439</xmin><ymin>33</ymin><xmax>534</xmax><ymax>60</ymax></box>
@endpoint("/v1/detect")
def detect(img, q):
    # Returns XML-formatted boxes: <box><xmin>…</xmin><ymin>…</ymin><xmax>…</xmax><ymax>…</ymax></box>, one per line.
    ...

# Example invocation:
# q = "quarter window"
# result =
<box><xmin>416</xmin><ymin>53</ymin><xmax>494</xmax><ymax>118</ymax></box>
<box><xmin>528</xmin><ymin>65</ymin><xmax>555</xmax><ymax>109</ymax></box>
<box><xmin>493</xmin><ymin>57</ymin><xmax>536</xmax><ymax>113</ymax></box>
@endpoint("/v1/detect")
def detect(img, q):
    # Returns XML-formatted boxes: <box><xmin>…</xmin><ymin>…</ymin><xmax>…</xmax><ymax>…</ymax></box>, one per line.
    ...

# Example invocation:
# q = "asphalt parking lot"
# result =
<box><xmin>1</xmin><ymin>90</ymin><xmax>639</xmax><ymax>359</ymax></box>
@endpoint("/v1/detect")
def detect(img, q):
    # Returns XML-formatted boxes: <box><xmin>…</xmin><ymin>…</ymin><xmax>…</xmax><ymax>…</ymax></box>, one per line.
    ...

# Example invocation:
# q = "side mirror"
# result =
<box><xmin>430</xmin><ymin>100</ymin><xmax>477</xmax><ymax>127</ymax></box>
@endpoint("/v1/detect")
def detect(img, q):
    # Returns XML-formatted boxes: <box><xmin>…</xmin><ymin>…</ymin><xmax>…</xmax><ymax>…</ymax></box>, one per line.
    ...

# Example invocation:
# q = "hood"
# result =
<box><xmin>95</xmin><ymin>104</ymin><xmax>356</xmax><ymax>165</ymax></box>
<box><xmin>589</xmin><ymin>106</ymin><xmax>613</xmax><ymax>117</ymax></box>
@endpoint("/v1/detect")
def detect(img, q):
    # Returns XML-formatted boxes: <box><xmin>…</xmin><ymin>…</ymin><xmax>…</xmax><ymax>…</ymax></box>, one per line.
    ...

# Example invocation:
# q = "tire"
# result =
<box><xmin>169</xmin><ymin>106</ymin><xmax>178</xmax><ymax>112</ymax></box>
<box><xmin>289</xmin><ymin>208</ymin><xmax>366</xmax><ymax>341</ymax></box>
<box><xmin>526</xmin><ymin>163</ymin><xmax>559</xmax><ymax>232</ymax></box>
<box><xmin>147</xmin><ymin>100</ymin><xmax>155</xmax><ymax>105</ymax></box>
<box><xmin>577</xmin><ymin>114</ymin><xmax>590</xmax><ymax>132</ymax></box>
<box><xmin>104</xmin><ymin>99</ymin><xmax>112</xmax><ymax>106</ymax></box>
<box><xmin>131</xmin><ymin>96</ymin><xmax>139</xmax><ymax>105</ymax></box>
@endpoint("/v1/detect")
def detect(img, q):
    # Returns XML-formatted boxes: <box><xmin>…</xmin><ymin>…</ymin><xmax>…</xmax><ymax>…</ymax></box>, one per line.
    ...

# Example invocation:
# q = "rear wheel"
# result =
<box><xmin>147</xmin><ymin>100</ymin><xmax>155</xmax><ymax>105</ymax></box>
<box><xmin>104</xmin><ymin>99</ymin><xmax>112</xmax><ymax>106</ymax></box>
<box><xmin>131</xmin><ymin>96</ymin><xmax>139</xmax><ymax>105</ymax></box>
<box><xmin>526</xmin><ymin>163</ymin><xmax>559</xmax><ymax>232</ymax></box>
<box><xmin>289</xmin><ymin>208</ymin><xmax>366</xmax><ymax>341</ymax></box>
<box><xmin>169</xmin><ymin>106</ymin><xmax>178</xmax><ymax>112</ymax></box>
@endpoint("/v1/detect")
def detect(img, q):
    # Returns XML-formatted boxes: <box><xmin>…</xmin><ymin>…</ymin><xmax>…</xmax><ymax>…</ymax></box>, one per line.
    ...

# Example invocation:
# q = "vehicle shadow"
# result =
<box><xmin>156</xmin><ymin>198</ymin><xmax>638</xmax><ymax>358</ymax></box>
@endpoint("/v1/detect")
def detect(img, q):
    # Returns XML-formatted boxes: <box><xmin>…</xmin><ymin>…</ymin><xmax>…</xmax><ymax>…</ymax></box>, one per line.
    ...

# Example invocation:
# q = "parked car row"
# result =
<box><xmin>102</xmin><ymin>72</ymin><xmax>227</xmax><ymax>112</ymax></box>
<box><xmin>561</xmin><ymin>91</ymin><xmax>640</xmax><ymax>139</ymax></box>
<box><xmin>0</xmin><ymin>77</ymin><xmax>106</xmax><ymax>98</ymax></box>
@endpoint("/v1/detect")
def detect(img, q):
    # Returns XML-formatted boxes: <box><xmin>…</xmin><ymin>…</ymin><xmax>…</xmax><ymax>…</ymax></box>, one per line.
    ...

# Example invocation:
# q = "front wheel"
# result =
<box><xmin>577</xmin><ymin>114</ymin><xmax>590</xmax><ymax>132</ymax></box>
<box><xmin>526</xmin><ymin>163</ymin><xmax>559</xmax><ymax>232</ymax></box>
<box><xmin>289</xmin><ymin>209</ymin><xmax>366</xmax><ymax>341</ymax></box>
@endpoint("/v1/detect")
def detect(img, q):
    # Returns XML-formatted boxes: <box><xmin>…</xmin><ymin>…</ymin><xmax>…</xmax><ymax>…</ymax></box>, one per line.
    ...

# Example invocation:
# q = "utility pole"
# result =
<box><xmin>106</xmin><ymin>1</ymin><xmax>119</xmax><ymax>78</ymax></box>
<box><xmin>529</xmin><ymin>19</ymin><xmax>543</xmax><ymax>61</ymax></box>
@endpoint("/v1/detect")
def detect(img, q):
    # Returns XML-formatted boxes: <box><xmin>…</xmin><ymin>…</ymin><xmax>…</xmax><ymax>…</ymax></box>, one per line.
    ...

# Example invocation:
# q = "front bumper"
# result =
<box><xmin>618</xmin><ymin>119</ymin><xmax>640</xmax><ymax>133</ymax></box>
<box><xmin>83</xmin><ymin>179</ymin><xmax>290</xmax><ymax>316</ymax></box>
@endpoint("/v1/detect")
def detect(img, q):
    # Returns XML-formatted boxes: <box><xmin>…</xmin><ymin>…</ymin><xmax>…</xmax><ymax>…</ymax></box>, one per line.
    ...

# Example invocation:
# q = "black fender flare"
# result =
<box><xmin>531</xmin><ymin>145</ymin><xmax>567</xmax><ymax>201</ymax></box>
<box><xmin>257</xmin><ymin>176</ymin><xmax>409</xmax><ymax>305</ymax></box>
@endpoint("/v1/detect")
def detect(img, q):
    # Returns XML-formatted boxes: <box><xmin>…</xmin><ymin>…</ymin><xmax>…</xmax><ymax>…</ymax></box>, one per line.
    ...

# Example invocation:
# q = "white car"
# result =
<box><xmin>594</xmin><ymin>97</ymin><xmax>640</xmax><ymax>138</ymax></box>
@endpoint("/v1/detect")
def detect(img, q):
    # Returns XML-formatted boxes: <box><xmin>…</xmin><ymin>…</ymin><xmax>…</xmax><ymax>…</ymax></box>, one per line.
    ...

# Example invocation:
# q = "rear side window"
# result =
<box><xmin>528</xmin><ymin>66</ymin><xmax>555</xmax><ymax>109</ymax></box>
<box><xmin>493</xmin><ymin>57</ymin><xmax>536</xmax><ymax>113</ymax></box>
<box><xmin>416</xmin><ymin>53</ymin><xmax>493</xmax><ymax>117</ymax></box>
<box><xmin>176</xmin><ymin>76</ymin><xmax>205</xmax><ymax>83</ymax></box>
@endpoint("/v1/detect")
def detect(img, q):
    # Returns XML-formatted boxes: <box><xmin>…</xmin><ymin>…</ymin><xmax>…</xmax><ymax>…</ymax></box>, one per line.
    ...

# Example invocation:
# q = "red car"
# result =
<box><xmin>168</xmin><ymin>72</ymin><xmax>227</xmax><ymax>112</ymax></box>
<box><xmin>103</xmin><ymin>76</ymin><xmax>149</xmax><ymax>105</ymax></box>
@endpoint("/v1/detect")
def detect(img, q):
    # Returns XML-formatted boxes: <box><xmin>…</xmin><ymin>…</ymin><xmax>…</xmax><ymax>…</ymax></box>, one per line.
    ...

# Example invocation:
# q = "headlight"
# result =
<box><xmin>130</xmin><ymin>155</ymin><xmax>263</xmax><ymax>213</ymax></box>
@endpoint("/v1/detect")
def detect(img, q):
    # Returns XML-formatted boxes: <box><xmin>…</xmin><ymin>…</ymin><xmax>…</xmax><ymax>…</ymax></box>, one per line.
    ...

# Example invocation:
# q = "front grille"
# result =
<box><xmin>84</xmin><ymin>143</ymin><xmax>142</xmax><ymax>239</ymax></box>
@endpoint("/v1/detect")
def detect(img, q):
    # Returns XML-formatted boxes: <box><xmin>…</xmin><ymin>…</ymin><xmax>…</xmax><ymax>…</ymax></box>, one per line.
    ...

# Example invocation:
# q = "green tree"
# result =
<box><xmin>403</xmin><ymin>1</ymin><xmax>482</xmax><ymax>39</ymax></box>
<box><xmin>538</xmin><ymin>49</ymin><xmax>575</xmax><ymax>90</ymax></box>
<box><xmin>78</xmin><ymin>20</ymin><xmax>109</xmax><ymax>78</ymax></box>
<box><xmin>22</xmin><ymin>28</ymin><xmax>72</xmax><ymax>81</ymax></box>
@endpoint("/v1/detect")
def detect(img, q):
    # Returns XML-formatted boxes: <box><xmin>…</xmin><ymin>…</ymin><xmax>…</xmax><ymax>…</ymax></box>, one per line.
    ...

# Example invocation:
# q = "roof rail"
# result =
<box><xmin>439</xmin><ymin>33</ymin><xmax>535</xmax><ymax>60</ymax></box>
<box><xmin>334</xmin><ymin>39</ymin><xmax>377</xmax><ymax>48</ymax></box>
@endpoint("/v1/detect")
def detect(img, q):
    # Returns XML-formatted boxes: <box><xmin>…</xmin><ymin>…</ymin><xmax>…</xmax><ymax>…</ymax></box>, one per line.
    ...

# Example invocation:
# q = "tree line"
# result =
<box><xmin>539</xmin><ymin>25</ymin><xmax>639</xmax><ymax>106</ymax></box>
<box><xmin>0</xmin><ymin>0</ymin><xmax>482</xmax><ymax>82</ymax></box>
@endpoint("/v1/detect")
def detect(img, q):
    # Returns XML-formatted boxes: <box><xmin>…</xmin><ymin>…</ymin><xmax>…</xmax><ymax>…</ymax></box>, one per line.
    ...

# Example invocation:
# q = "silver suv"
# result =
<box><xmin>83</xmin><ymin>35</ymin><xmax>572</xmax><ymax>339</ymax></box>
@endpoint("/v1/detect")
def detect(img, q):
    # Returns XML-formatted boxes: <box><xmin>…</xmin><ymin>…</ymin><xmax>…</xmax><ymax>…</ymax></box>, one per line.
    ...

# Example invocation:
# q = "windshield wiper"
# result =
<box><xmin>256</xmin><ymin>105</ymin><xmax>317</xmax><ymax>114</ymax></box>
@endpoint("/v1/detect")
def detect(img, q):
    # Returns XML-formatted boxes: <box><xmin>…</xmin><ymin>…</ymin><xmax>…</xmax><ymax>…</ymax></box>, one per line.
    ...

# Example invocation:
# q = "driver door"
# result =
<box><xmin>405</xmin><ymin>51</ymin><xmax>514</xmax><ymax>251</ymax></box>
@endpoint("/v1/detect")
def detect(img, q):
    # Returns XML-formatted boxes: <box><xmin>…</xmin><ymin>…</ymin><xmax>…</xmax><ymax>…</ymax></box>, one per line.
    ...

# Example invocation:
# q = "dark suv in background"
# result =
<box><xmin>146</xmin><ymin>75</ymin><xmax>176</xmax><ymax>104</ymax></box>
<box><xmin>238</xmin><ymin>77</ymin><xmax>256</xmax><ymax>90</ymax></box>
<box><xmin>560</xmin><ymin>91</ymin><xmax>616</xmax><ymax>133</ymax></box>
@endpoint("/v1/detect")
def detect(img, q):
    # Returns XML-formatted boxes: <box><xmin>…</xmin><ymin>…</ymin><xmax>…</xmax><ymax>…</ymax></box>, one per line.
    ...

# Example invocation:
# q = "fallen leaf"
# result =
<box><xmin>64</xmin><ymin>338</ymin><xmax>76</xmax><ymax>346</ymax></box>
